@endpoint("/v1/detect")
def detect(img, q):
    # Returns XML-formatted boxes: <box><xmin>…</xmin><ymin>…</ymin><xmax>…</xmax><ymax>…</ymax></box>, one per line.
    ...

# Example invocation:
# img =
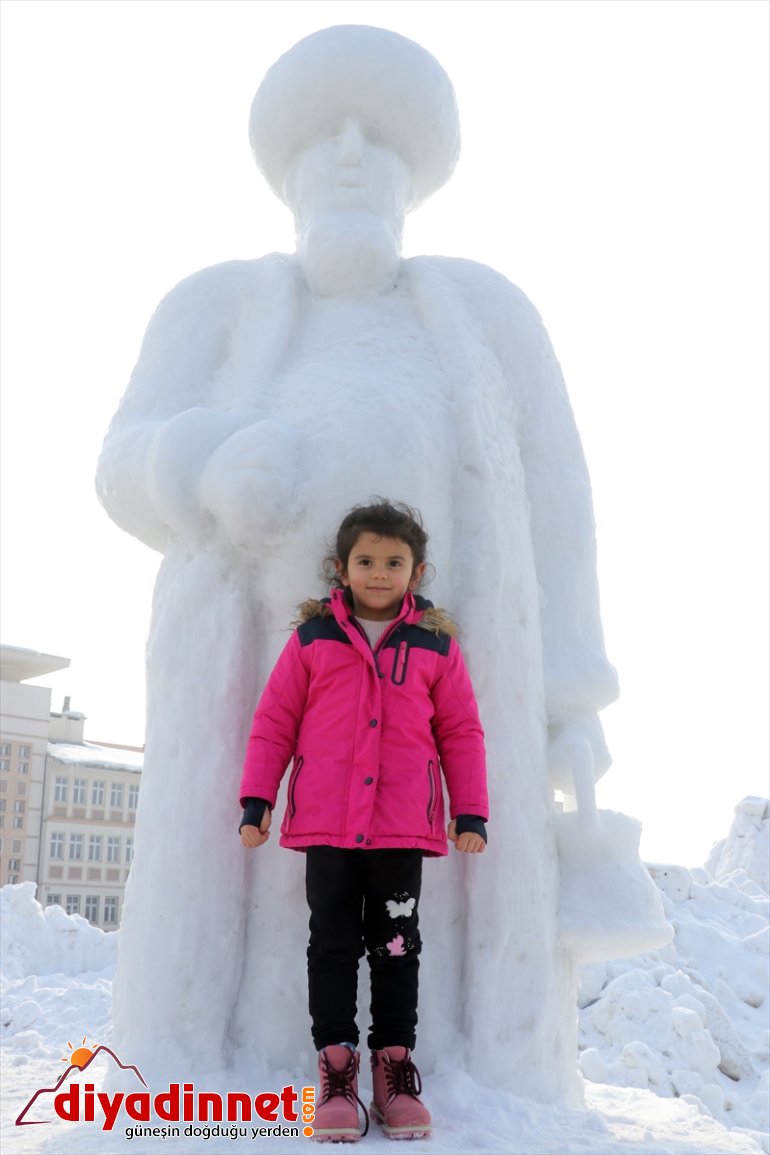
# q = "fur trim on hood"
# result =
<box><xmin>292</xmin><ymin>596</ymin><xmax>459</xmax><ymax>638</ymax></box>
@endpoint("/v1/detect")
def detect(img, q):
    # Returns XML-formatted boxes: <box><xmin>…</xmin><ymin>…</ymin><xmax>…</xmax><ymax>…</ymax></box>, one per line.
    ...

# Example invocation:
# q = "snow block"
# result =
<box><xmin>556</xmin><ymin>810</ymin><xmax>674</xmax><ymax>963</ymax></box>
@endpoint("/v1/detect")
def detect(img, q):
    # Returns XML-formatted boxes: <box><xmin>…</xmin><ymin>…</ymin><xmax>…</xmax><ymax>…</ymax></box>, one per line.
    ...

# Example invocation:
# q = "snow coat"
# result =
<box><xmin>240</xmin><ymin>588</ymin><xmax>488</xmax><ymax>855</ymax></box>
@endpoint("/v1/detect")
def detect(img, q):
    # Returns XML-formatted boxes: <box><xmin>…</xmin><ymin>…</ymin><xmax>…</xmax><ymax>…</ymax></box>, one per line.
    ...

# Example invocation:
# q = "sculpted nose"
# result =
<box><xmin>336</xmin><ymin>118</ymin><xmax>365</xmax><ymax>166</ymax></box>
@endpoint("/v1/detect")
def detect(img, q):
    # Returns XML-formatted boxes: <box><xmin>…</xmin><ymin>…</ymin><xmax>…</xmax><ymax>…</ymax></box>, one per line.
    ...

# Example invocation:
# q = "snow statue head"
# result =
<box><xmin>250</xmin><ymin>26</ymin><xmax>460</xmax><ymax>297</ymax></box>
<box><xmin>97</xmin><ymin>23</ymin><xmax>670</xmax><ymax>1107</ymax></box>
<box><xmin>249</xmin><ymin>25</ymin><xmax>460</xmax><ymax>208</ymax></box>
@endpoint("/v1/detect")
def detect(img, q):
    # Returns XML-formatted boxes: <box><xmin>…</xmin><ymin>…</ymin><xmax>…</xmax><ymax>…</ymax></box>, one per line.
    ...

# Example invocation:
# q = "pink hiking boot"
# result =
<box><xmin>370</xmin><ymin>1047</ymin><xmax>431</xmax><ymax>1140</ymax></box>
<box><xmin>311</xmin><ymin>1045</ymin><xmax>369</xmax><ymax>1143</ymax></box>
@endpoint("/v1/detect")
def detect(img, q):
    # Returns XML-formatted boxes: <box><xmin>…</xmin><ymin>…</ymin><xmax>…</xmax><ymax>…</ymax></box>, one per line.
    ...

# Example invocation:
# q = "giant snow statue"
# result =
<box><xmin>97</xmin><ymin>25</ymin><xmax>671</xmax><ymax>1101</ymax></box>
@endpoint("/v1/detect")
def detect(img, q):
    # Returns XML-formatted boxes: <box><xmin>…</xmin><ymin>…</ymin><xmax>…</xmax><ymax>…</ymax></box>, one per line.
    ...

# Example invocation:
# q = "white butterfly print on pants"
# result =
<box><xmin>385</xmin><ymin>897</ymin><xmax>416</xmax><ymax>920</ymax></box>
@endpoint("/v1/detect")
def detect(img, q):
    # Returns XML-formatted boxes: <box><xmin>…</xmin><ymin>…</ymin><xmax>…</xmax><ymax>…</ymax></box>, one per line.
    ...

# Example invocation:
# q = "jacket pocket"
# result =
<box><xmin>391</xmin><ymin>640</ymin><xmax>409</xmax><ymax>685</ymax></box>
<box><xmin>286</xmin><ymin>755</ymin><xmax>304</xmax><ymax>821</ymax></box>
<box><xmin>426</xmin><ymin>760</ymin><xmax>438</xmax><ymax>827</ymax></box>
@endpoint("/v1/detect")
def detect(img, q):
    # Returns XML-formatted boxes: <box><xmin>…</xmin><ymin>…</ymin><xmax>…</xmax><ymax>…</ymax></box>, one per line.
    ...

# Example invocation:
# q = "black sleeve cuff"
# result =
<box><xmin>239</xmin><ymin>797</ymin><xmax>271</xmax><ymax>832</ymax></box>
<box><xmin>455</xmin><ymin>814</ymin><xmax>488</xmax><ymax>843</ymax></box>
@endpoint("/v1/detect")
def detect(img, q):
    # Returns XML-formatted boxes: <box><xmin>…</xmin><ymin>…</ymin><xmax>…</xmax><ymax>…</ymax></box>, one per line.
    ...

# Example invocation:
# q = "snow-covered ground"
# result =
<box><xmin>2</xmin><ymin>799</ymin><xmax>767</xmax><ymax>1154</ymax></box>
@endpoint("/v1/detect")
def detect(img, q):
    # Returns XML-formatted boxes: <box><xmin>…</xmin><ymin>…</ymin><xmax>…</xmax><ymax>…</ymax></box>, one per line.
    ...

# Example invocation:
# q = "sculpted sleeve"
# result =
<box><xmin>95</xmin><ymin>261</ymin><xmax>259</xmax><ymax>551</ymax></box>
<box><xmin>473</xmin><ymin>265</ymin><xmax>620</xmax><ymax>775</ymax></box>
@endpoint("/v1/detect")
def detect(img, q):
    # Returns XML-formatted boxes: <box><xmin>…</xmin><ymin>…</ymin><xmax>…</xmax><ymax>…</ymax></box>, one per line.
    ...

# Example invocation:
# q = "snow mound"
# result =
<box><xmin>707</xmin><ymin>796</ymin><xmax>769</xmax><ymax>894</ymax></box>
<box><xmin>0</xmin><ymin>882</ymin><xmax>117</xmax><ymax>982</ymax></box>
<box><xmin>578</xmin><ymin>799</ymin><xmax>769</xmax><ymax>1153</ymax></box>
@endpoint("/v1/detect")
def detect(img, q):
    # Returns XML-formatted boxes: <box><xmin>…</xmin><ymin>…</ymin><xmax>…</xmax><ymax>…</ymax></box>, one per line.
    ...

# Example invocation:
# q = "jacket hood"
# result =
<box><xmin>293</xmin><ymin>590</ymin><xmax>459</xmax><ymax>638</ymax></box>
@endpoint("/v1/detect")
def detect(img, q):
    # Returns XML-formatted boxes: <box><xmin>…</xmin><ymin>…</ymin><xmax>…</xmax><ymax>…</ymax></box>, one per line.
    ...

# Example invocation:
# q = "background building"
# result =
<box><xmin>0</xmin><ymin>643</ymin><xmax>142</xmax><ymax>927</ymax></box>
<box><xmin>0</xmin><ymin>645</ymin><xmax>69</xmax><ymax>885</ymax></box>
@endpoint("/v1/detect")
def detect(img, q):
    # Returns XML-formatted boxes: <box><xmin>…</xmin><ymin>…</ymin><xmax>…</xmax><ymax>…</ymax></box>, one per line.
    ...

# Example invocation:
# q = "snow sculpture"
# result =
<box><xmin>97</xmin><ymin>25</ymin><xmax>668</xmax><ymax>1101</ymax></box>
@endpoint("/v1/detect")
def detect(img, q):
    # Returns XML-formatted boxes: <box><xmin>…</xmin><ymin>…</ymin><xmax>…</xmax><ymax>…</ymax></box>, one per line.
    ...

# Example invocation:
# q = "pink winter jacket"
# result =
<box><xmin>240</xmin><ymin>589</ymin><xmax>488</xmax><ymax>856</ymax></box>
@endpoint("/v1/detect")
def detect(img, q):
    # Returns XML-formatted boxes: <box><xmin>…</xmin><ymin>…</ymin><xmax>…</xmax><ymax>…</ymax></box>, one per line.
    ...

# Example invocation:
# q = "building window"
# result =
<box><xmin>50</xmin><ymin>832</ymin><xmax>65</xmax><ymax>860</ymax></box>
<box><xmin>65</xmin><ymin>895</ymin><xmax>81</xmax><ymax>915</ymax></box>
<box><xmin>85</xmin><ymin>895</ymin><xmax>100</xmax><ymax>923</ymax></box>
<box><xmin>18</xmin><ymin>761</ymin><xmax>29</xmax><ymax>774</ymax></box>
<box><xmin>8</xmin><ymin>875</ymin><xmax>19</xmax><ymax>884</ymax></box>
<box><xmin>125</xmin><ymin>837</ymin><xmax>134</xmax><ymax>864</ymax></box>
<box><xmin>12</xmin><ymin>816</ymin><xmax>23</xmax><ymax>828</ymax></box>
<box><xmin>46</xmin><ymin>894</ymin><xmax>62</xmax><ymax>907</ymax></box>
<box><xmin>73</xmin><ymin>778</ymin><xmax>86</xmax><ymax>805</ymax></box>
<box><xmin>110</xmin><ymin>782</ymin><xmax>124</xmax><ymax>809</ymax></box>
<box><xmin>0</xmin><ymin>760</ymin><xmax>9</xmax><ymax>773</ymax></box>
<box><xmin>0</xmin><ymin>799</ymin><xmax>6</xmax><ymax>811</ymax></box>
<box><xmin>11</xmin><ymin>839</ymin><xmax>21</xmax><ymax>853</ymax></box>
<box><xmin>88</xmin><ymin>835</ymin><xmax>103</xmax><ymax>862</ymax></box>
<box><xmin>19</xmin><ymin>745</ymin><xmax>30</xmax><ymax>759</ymax></box>
<box><xmin>0</xmin><ymin>781</ymin><xmax>7</xmax><ymax>793</ymax></box>
<box><xmin>128</xmin><ymin>784</ymin><xmax>139</xmax><ymax>810</ymax></box>
<box><xmin>8</xmin><ymin>858</ymin><xmax>20</xmax><ymax>871</ymax></box>
<box><xmin>91</xmin><ymin>781</ymin><xmax>105</xmax><ymax>806</ymax></box>
<box><xmin>68</xmin><ymin>834</ymin><xmax>83</xmax><ymax>861</ymax></box>
<box><xmin>16</xmin><ymin>781</ymin><xmax>27</xmax><ymax>796</ymax></box>
<box><xmin>103</xmin><ymin>896</ymin><xmax>119</xmax><ymax>925</ymax></box>
<box><xmin>0</xmin><ymin>743</ymin><xmax>10</xmax><ymax>757</ymax></box>
<box><xmin>54</xmin><ymin>777</ymin><xmax>68</xmax><ymax>803</ymax></box>
<box><xmin>14</xmin><ymin>800</ymin><xmax>25</xmax><ymax>813</ymax></box>
<box><xmin>107</xmin><ymin>836</ymin><xmax>121</xmax><ymax>864</ymax></box>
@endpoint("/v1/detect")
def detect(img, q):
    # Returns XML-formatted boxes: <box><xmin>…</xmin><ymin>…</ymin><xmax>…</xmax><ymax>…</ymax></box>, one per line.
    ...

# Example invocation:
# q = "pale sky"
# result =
<box><xmin>1</xmin><ymin>0</ymin><xmax>767</xmax><ymax>866</ymax></box>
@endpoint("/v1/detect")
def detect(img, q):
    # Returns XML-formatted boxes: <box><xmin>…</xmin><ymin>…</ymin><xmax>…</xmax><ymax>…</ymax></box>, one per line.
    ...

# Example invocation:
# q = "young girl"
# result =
<box><xmin>239</xmin><ymin>500</ymin><xmax>488</xmax><ymax>1142</ymax></box>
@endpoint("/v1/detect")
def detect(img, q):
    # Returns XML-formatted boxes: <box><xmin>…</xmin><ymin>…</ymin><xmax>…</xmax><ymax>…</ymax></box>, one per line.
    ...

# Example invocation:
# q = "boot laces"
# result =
<box><xmin>320</xmin><ymin>1051</ymin><xmax>370</xmax><ymax>1135</ymax></box>
<box><xmin>384</xmin><ymin>1053</ymin><xmax>423</xmax><ymax>1102</ymax></box>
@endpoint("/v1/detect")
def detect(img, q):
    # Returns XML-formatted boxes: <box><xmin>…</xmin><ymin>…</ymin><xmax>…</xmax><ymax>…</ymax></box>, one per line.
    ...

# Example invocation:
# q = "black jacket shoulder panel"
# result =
<box><xmin>297</xmin><ymin>617</ymin><xmax>352</xmax><ymax>647</ymax></box>
<box><xmin>383</xmin><ymin>623</ymin><xmax>451</xmax><ymax>657</ymax></box>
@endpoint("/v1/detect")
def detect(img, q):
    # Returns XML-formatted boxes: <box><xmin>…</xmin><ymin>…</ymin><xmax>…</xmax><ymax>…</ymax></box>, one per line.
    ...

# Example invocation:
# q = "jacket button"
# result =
<box><xmin>369</xmin><ymin>719</ymin><xmax>378</xmax><ymax>728</ymax></box>
<box><xmin>355</xmin><ymin>834</ymin><xmax>364</xmax><ymax>844</ymax></box>
<box><xmin>365</xmin><ymin>839</ymin><xmax>372</xmax><ymax>845</ymax></box>
<box><xmin>364</xmin><ymin>776</ymin><xmax>373</xmax><ymax>785</ymax></box>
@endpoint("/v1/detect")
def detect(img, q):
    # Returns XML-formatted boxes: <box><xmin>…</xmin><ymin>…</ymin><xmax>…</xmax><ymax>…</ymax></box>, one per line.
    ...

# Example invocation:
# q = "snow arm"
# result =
<box><xmin>95</xmin><ymin>264</ymin><xmax>255</xmax><ymax>552</ymax></box>
<box><xmin>482</xmin><ymin>274</ymin><xmax>619</xmax><ymax>784</ymax></box>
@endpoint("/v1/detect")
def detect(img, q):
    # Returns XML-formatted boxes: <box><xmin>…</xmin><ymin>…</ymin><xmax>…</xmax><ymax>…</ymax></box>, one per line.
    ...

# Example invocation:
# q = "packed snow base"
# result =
<box><xmin>2</xmin><ymin>801</ymin><xmax>767</xmax><ymax>1154</ymax></box>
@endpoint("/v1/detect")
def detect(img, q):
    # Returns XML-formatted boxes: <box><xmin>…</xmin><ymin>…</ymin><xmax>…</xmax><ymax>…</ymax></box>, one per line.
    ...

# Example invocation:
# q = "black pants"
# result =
<box><xmin>305</xmin><ymin>846</ymin><xmax>423</xmax><ymax>1052</ymax></box>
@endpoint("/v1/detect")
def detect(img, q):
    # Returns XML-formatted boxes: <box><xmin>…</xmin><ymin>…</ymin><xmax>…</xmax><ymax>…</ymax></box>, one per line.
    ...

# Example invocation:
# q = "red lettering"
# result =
<box><xmin>154</xmin><ymin>1084</ymin><xmax>180</xmax><ymax>1121</ymax></box>
<box><xmin>125</xmin><ymin>1092</ymin><xmax>151</xmax><ymax>1122</ymax></box>
<box><xmin>226</xmin><ymin>1092</ymin><xmax>252</xmax><ymax>1121</ymax></box>
<box><xmin>97</xmin><ymin>1091</ymin><xmax>124</xmax><ymax>1131</ymax></box>
<box><xmin>198</xmin><ymin>1092</ymin><xmax>223</xmax><ymax>1121</ymax></box>
<box><xmin>54</xmin><ymin>1083</ymin><xmax>79</xmax><ymax>1122</ymax></box>
<box><xmin>255</xmin><ymin>1092</ymin><xmax>279</xmax><ymax>1121</ymax></box>
<box><xmin>280</xmin><ymin>1085</ymin><xmax>299</xmax><ymax>1121</ymax></box>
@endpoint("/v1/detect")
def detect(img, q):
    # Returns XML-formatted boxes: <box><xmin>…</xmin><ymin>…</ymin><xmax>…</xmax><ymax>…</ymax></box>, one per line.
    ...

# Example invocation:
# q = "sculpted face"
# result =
<box><xmin>284</xmin><ymin>118</ymin><xmax>412</xmax><ymax>234</ymax></box>
<box><xmin>284</xmin><ymin>118</ymin><xmax>412</xmax><ymax>295</ymax></box>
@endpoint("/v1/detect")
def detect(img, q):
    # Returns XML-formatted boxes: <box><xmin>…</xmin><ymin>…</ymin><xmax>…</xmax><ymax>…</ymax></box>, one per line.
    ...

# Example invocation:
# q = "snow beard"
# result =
<box><xmin>296</xmin><ymin>210</ymin><xmax>402</xmax><ymax>296</ymax></box>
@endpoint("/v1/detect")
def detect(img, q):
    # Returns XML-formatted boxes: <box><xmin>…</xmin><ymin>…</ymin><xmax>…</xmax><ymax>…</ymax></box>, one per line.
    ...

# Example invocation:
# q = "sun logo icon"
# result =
<box><xmin>61</xmin><ymin>1036</ymin><xmax>96</xmax><ymax>1068</ymax></box>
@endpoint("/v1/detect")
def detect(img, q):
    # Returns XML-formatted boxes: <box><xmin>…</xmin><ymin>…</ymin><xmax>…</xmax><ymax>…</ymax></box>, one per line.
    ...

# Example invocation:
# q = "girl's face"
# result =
<box><xmin>338</xmin><ymin>533</ymin><xmax>425</xmax><ymax>621</ymax></box>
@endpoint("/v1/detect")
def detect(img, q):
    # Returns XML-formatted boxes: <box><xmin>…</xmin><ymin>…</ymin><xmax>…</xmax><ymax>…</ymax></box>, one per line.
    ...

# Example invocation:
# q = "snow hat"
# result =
<box><xmin>249</xmin><ymin>25</ymin><xmax>461</xmax><ymax>209</ymax></box>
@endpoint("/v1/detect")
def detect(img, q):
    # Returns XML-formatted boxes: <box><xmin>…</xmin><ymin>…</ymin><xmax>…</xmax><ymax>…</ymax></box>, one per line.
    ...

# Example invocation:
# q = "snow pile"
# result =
<box><xmin>707</xmin><ymin>796</ymin><xmax>769</xmax><ymax>894</ymax></box>
<box><xmin>579</xmin><ymin>798</ymin><xmax>769</xmax><ymax>1152</ymax></box>
<box><xmin>0</xmin><ymin>884</ymin><xmax>114</xmax><ymax>1079</ymax></box>
<box><xmin>0</xmin><ymin>883</ymin><xmax>117</xmax><ymax>982</ymax></box>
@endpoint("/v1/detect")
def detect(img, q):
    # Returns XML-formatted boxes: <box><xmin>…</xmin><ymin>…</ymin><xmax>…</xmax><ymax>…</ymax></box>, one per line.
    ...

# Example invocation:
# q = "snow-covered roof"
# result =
<box><xmin>0</xmin><ymin>643</ymin><xmax>70</xmax><ymax>683</ymax></box>
<box><xmin>46</xmin><ymin>741</ymin><xmax>143</xmax><ymax>773</ymax></box>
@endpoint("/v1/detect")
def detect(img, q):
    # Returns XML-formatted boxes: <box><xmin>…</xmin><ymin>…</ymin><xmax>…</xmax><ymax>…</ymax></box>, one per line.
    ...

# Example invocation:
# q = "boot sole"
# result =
<box><xmin>310</xmin><ymin>1129</ymin><xmax>362</xmax><ymax>1143</ymax></box>
<box><xmin>370</xmin><ymin>1104</ymin><xmax>431</xmax><ymax>1140</ymax></box>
